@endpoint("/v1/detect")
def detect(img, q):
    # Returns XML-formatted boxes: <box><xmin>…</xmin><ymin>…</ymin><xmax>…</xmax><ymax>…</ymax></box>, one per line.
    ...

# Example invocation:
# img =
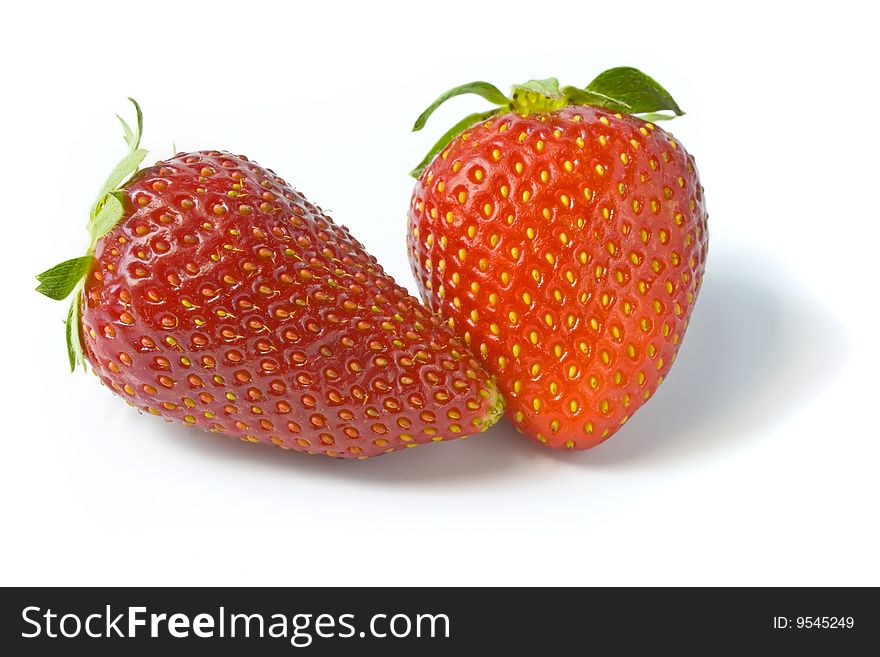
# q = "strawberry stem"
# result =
<box><xmin>36</xmin><ymin>98</ymin><xmax>149</xmax><ymax>372</ymax></box>
<box><xmin>409</xmin><ymin>66</ymin><xmax>685</xmax><ymax>178</ymax></box>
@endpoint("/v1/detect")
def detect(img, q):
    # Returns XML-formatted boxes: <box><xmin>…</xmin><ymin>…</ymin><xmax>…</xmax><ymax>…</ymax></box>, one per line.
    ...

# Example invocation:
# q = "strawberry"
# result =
<box><xmin>407</xmin><ymin>69</ymin><xmax>707</xmax><ymax>450</ymax></box>
<box><xmin>37</xmin><ymin>100</ymin><xmax>502</xmax><ymax>459</ymax></box>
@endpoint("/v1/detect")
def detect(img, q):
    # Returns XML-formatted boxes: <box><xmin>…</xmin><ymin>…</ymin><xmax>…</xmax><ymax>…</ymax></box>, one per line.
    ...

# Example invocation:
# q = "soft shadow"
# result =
<box><xmin>149</xmin><ymin>412</ymin><xmax>535</xmax><ymax>486</ymax></box>
<box><xmin>150</xmin><ymin>247</ymin><xmax>848</xmax><ymax>478</ymax></box>
<box><xmin>558</xmin><ymin>250</ymin><xmax>848</xmax><ymax>466</ymax></box>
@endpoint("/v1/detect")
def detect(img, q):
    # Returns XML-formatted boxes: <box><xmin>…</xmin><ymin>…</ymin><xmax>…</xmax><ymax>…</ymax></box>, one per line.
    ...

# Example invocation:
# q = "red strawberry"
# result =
<box><xmin>37</xmin><ymin>101</ymin><xmax>502</xmax><ymax>459</ymax></box>
<box><xmin>407</xmin><ymin>69</ymin><xmax>707</xmax><ymax>450</ymax></box>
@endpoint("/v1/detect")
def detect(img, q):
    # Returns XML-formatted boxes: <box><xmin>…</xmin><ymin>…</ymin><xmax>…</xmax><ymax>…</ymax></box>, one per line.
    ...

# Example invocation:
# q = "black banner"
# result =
<box><xmin>1</xmin><ymin>587</ymin><xmax>876</xmax><ymax>654</ymax></box>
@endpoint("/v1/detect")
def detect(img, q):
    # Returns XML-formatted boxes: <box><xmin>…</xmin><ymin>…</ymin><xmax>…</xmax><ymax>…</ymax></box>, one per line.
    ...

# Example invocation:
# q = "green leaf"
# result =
<box><xmin>66</xmin><ymin>292</ymin><xmax>85</xmax><ymax>372</ymax></box>
<box><xmin>88</xmin><ymin>192</ymin><xmax>125</xmax><ymax>244</ymax></box>
<box><xmin>563</xmin><ymin>86</ymin><xmax>632</xmax><ymax>113</ymax></box>
<box><xmin>586</xmin><ymin>67</ymin><xmax>684</xmax><ymax>116</ymax></box>
<box><xmin>412</xmin><ymin>82</ymin><xmax>508</xmax><ymax>132</ymax></box>
<box><xmin>91</xmin><ymin>148</ymin><xmax>147</xmax><ymax>214</ymax></box>
<box><xmin>511</xmin><ymin>78</ymin><xmax>562</xmax><ymax>99</ymax></box>
<box><xmin>116</xmin><ymin>99</ymin><xmax>144</xmax><ymax>154</ymax></box>
<box><xmin>35</xmin><ymin>255</ymin><xmax>95</xmax><ymax>301</ymax></box>
<box><xmin>117</xmin><ymin>114</ymin><xmax>135</xmax><ymax>149</ymax></box>
<box><xmin>635</xmin><ymin>112</ymin><xmax>678</xmax><ymax>122</ymax></box>
<box><xmin>128</xmin><ymin>98</ymin><xmax>144</xmax><ymax>150</ymax></box>
<box><xmin>410</xmin><ymin>110</ymin><xmax>498</xmax><ymax>178</ymax></box>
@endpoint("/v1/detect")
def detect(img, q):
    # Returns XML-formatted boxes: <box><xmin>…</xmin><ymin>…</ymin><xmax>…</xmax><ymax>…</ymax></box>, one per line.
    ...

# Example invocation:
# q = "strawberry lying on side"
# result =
<box><xmin>37</xmin><ymin>101</ymin><xmax>502</xmax><ymax>459</ymax></box>
<box><xmin>408</xmin><ymin>68</ymin><xmax>707</xmax><ymax>450</ymax></box>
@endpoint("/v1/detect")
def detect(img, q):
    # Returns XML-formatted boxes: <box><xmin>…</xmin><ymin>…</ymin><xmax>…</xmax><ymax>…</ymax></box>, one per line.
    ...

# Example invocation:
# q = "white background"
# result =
<box><xmin>1</xmin><ymin>0</ymin><xmax>877</xmax><ymax>586</ymax></box>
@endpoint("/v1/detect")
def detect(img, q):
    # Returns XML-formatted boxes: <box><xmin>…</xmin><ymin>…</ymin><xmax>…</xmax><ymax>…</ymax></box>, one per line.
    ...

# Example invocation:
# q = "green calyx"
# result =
<box><xmin>35</xmin><ymin>98</ymin><xmax>148</xmax><ymax>372</ymax></box>
<box><xmin>409</xmin><ymin>66</ymin><xmax>684</xmax><ymax>177</ymax></box>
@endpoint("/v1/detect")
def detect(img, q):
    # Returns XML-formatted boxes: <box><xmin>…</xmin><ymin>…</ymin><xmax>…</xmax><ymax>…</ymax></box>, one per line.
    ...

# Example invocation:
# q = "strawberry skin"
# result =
<box><xmin>80</xmin><ymin>151</ymin><xmax>502</xmax><ymax>459</ymax></box>
<box><xmin>408</xmin><ymin>107</ymin><xmax>707</xmax><ymax>449</ymax></box>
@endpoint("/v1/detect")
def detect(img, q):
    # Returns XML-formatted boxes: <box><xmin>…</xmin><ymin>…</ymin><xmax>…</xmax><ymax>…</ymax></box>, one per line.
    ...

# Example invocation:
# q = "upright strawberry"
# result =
<box><xmin>37</xmin><ymin>101</ymin><xmax>502</xmax><ymax>459</ymax></box>
<box><xmin>408</xmin><ymin>68</ymin><xmax>707</xmax><ymax>450</ymax></box>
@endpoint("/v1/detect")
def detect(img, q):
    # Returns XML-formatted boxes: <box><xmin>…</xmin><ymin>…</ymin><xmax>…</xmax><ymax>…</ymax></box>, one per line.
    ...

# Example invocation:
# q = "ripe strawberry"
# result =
<box><xmin>408</xmin><ymin>69</ymin><xmax>707</xmax><ymax>450</ymax></box>
<box><xmin>37</xmin><ymin>101</ymin><xmax>502</xmax><ymax>459</ymax></box>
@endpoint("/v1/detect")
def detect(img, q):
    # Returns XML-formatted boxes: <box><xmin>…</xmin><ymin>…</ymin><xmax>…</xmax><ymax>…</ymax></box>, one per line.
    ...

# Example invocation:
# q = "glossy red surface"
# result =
<box><xmin>409</xmin><ymin>107</ymin><xmax>708</xmax><ymax>449</ymax></box>
<box><xmin>82</xmin><ymin>151</ymin><xmax>501</xmax><ymax>459</ymax></box>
